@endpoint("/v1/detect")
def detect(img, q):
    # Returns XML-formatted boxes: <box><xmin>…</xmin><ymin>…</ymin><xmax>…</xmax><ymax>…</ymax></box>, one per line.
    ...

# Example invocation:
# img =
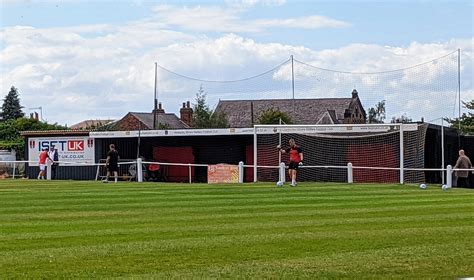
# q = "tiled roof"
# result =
<box><xmin>215</xmin><ymin>98</ymin><xmax>358</xmax><ymax>127</ymax></box>
<box><xmin>21</xmin><ymin>130</ymin><xmax>91</xmax><ymax>136</ymax></box>
<box><xmin>130</xmin><ymin>112</ymin><xmax>190</xmax><ymax>129</ymax></box>
<box><xmin>70</xmin><ymin>119</ymin><xmax>114</xmax><ymax>130</ymax></box>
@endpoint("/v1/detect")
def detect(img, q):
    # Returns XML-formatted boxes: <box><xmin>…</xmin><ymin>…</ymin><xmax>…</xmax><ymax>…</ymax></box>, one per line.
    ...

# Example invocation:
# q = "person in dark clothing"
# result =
<box><xmin>104</xmin><ymin>144</ymin><xmax>119</xmax><ymax>183</ymax></box>
<box><xmin>48</xmin><ymin>147</ymin><xmax>59</xmax><ymax>179</ymax></box>
<box><xmin>454</xmin><ymin>149</ymin><xmax>473</xmax><ymax>188</ymax></box>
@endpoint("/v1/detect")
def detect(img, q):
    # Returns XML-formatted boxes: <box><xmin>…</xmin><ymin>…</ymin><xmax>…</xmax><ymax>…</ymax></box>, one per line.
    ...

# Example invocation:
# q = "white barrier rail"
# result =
<box><xmin>0</xmin><ymin>160</ymin><xmax>472</xmax><ymax>187</ymax></box>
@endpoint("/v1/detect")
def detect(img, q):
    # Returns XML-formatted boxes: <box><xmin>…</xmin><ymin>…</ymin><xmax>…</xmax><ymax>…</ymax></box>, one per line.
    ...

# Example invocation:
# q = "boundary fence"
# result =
<box><xmin>1</xmin><ymin>159</ymin><xmax>472</xmax><ymax>188</ymax></box>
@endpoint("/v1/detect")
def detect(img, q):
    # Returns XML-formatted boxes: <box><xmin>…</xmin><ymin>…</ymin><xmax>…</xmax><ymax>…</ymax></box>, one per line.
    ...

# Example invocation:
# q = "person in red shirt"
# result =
<box><xmin>278</xmin><ymin>138</ymin><xmax>304</xmax><ymax>187</ymax></box>
<box><xmin>37</xmin><ymin>148</ymin><xmax>51</xmax><ymax>179</ymax></box>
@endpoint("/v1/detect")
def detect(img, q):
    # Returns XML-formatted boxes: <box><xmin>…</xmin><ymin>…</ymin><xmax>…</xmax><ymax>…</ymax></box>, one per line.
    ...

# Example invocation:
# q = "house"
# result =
<box><xmin>110</xmin><ymin>101</ymin><xmax>193</xmax><ymax>130</ymax></box>
<box><xmin>214</xmin><ymin>89</ymin><xmax>366</xmax><ymax>127</ymax></box>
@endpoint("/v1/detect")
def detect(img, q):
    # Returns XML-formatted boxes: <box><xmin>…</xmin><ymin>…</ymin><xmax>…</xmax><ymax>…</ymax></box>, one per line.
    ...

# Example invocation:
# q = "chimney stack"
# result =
<box><xmin>153</xmin><ymin>102</ymin><xmax>165</xmax><ymax>114</ymax></box>
<box><xmin>180</xmin><ymin>100</ymin><xmax>193</xmax><ymax>127</ymax></box>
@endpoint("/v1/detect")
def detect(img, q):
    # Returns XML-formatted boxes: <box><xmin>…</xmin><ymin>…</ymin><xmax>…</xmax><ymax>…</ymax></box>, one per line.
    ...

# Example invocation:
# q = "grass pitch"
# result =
<box><xmin>0</xmin><ymin>180</ymin><xmax>472</xmax><ymax>279</ymax></box>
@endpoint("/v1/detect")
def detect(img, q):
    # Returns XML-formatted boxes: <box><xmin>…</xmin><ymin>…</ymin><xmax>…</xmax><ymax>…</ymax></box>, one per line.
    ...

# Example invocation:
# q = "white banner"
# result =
<box><xmin>90</xmin><ymin>128</ymin><xmax>256</xmax><ymax>138</ymax></box>
<box><xmin>89</xmin><ymin>124</ymin><xmax>418</xmax><ymax>138</ymax></box>
<box><xmin>28</xmin><ymin>137</ymin><xmax>95</xmax><ymax>166</ymax></box>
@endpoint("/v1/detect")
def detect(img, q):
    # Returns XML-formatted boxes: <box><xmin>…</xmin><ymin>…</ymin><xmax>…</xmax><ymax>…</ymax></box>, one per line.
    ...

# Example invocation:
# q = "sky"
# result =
<box><xmin>0</xmin><ymin>0</ymin><xmax>473</xmax><ymax>126</ymax></box>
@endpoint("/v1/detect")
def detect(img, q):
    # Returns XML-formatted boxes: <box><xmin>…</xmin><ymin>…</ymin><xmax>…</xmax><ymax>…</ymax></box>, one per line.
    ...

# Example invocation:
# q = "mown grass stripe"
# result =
<box><xmin>0</xmin><ymin>180</ymin><xmax>472</xmax><ymax>278</ymax></box>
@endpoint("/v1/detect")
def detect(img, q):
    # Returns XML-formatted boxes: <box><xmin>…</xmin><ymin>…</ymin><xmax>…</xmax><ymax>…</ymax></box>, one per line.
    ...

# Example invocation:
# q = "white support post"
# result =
<box><xmin>46</xmin><ymin>160</ymin><xmax>52</xmax><ymax>180</ymax></box>
<box><xmin>399</xmin><ymin>124</ymin><xmax>404</xmax><ymax>184</ymax></box>
<box><xmin>279</xmin><ymin>162</ymin><xmax>286</xmax><ymax>183</ymax></box>
<box><xmin>347</xmin><ymin>162</ymin><xmax>353</xmax><ymax>183</ymax></box>
<box><xmin>238</xmin><ymin>161</ymin><xmax>244</xmax><ymax>183</ymax></box>
<box><xmin>137</xmin><ymin>158</ymin><xmax>143</xmax><ymax>182</ymax></box>
<box><xmin>12</xmin><ymin>162</ymin><xmax>16</xmax><ymax>179</ymax></box>
<box><xmin>446</xmin><ymin>165</ymin><xmax>452</xmax><ymax>188</ymax></box>
<box><xmin>253</xmin><ymin>127</ymin><xmax>257</xmax><ymax>183</ymax></box>
<box><xmin>278</xmin><ymin>119</ymin><xmax>282</xmax><ymax>165</ymax></box>
<box><xmin>188</xmin><ymin>164</ymin><xmax>192</xmax><ymax>184</ymax></box>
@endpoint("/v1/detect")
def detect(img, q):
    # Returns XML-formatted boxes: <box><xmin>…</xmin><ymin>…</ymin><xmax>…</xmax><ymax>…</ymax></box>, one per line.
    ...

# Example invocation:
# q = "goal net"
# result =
<box><xmin>253</xmin><ymin>123</ymin><xmax>428</xmax><ymax>184</ymax></box>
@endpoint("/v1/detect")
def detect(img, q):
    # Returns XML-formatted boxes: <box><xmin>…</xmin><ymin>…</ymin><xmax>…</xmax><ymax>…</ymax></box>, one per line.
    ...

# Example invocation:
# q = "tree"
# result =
<box><xmin>367</xmin><ymin>100</ymin><xmax>386</xmax><ymax>123</ymax></box>
<box><xmin>192</xmin><ymin>85</ymin><xmax>228</xmax><ymax>128</ymax></box>
<box><xmin>445</xmin><ymin>100</ymin><xmax>474</xmax><ymax>134</ymax></box>
<box><xmin>258</xmin><ymin>108</ymin><xmax>293</xmax><ymax>124</ymax></box>
<box><xmin>0</xmin><ymin>118</ymin><xmax>67</xmax><ymax>159</ymax></box>
<box><xmin>157</xmin><ymin>123</ymin><xmax>170</xmax><ymax>130</ymax></box>
<box><xmin>1</xmin><ymin>86</ymin><xmax>24</xmax><ymax>121</ymax></box>
<box><xmin>390</xmin><ymin>114</ymin><xmax>413</xmax><ymax>124</ymax></box>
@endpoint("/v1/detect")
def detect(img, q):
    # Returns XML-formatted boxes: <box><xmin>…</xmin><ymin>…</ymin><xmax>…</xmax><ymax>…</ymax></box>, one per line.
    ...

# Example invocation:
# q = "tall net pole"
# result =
<box><xmin>291</xmin><ymin>55</ymin><xmax>295</xmax><ymax>114</ymax></box>
<box><xmin>153</xmin><ymin>62</ymin><xmax>158</xmax><ymax>130</ymax></box>
<box><xmin>458</xmin><ymin>48</ymin><xmax>461</xmax><ymax>130</ymax></box>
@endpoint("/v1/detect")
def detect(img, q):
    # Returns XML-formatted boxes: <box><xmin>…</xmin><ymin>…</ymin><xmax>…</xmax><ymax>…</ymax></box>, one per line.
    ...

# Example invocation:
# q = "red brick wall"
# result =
<box><xmin>116</xmin><ymin>114</ymin><xmax>148</xmax><ymax>130</ymax></box>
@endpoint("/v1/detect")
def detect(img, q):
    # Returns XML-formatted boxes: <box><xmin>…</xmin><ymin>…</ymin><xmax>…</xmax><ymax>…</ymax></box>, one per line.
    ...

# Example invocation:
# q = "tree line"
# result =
<box><xmin>0</xmin><ymin>86</ymin><xmax>66</xmax><ymax>159</ymax></box>
<box><xmin>367</xmin><ymin>99</ymin><xmax>474</xmax><ymax>133</ymax></box>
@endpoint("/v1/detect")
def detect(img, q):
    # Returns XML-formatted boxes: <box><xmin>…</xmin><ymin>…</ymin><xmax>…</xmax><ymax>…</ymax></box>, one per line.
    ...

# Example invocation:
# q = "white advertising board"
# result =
<box><xmin>28</xmin><ymin>137</ymin><xmax>95</xmax><ymax>166</ymax></box>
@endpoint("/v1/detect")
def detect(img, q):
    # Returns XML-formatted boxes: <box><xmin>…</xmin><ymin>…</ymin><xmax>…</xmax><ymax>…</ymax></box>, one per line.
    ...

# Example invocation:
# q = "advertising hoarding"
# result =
<box><xmin>28</xmin><ymin>137</ymin><xmax>95</xmax><ymax>166</ymax></box>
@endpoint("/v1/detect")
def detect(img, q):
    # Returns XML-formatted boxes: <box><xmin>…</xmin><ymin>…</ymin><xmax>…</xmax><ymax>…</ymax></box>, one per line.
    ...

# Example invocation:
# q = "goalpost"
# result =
<box><xmin>253</xmin><ymin>123</ymin><xmax>428</xmax><ymax>184</ymax></box>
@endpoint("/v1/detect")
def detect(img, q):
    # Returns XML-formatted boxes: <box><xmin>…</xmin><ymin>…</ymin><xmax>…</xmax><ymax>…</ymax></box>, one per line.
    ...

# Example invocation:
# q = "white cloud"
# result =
<box><xmin>226</xmin><ymin>0</ymin><xmax>287</xmax><ymax>8</ymax></box>
<box><xmin>255</xmin><ymin>15</ymin><xmax>349</xmax><ymax>29</ymax></box>
<box><xmin>0</xmin><ymin>5</ymin><xmax>472</xmax><ymax>125</ymax></box>
<box><xmin>151</xmin><ymin>4</ymin><xmax>350</xmax><ymax>33</ymax></box>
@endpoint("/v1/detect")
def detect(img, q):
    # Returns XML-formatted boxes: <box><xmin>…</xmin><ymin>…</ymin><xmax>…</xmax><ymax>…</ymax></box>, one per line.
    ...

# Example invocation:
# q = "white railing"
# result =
<box><xmin>0</xmin><ymin>159</ymin><xmax>472</xmax><ymax>188</ymax></box>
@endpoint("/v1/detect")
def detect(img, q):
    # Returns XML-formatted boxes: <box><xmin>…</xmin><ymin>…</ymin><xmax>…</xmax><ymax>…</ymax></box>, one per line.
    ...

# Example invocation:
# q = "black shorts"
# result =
<box><xmin>288</xmin><ymin>162</ymin><xmax>299</xmax><ymax>170</ymax></box>
<box><xmin>107</xmin><ymin>163</ymin><xmax>118</xmax><ymax>172</ymax></box>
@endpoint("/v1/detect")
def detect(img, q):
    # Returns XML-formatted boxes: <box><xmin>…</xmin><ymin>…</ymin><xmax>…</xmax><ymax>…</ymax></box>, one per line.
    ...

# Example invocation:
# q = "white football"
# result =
<box><xmin>442</xmin><ymin>184</ymin><xmax>449</xmax><ymax>191</ymax></box>
<box><xmin>276</xmin><ymin>181</ymin><xmax>284</xmax><ymax>187</ymax></box>
<box><xmin>419</xmin><ymin>183</ymin><xmax>427</xmax><ymax>189</ymax></box>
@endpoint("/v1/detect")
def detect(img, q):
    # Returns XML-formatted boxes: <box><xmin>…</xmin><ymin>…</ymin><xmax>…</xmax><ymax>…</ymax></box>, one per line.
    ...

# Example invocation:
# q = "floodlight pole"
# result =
<box><xmin>153</xmin><ymin>62</ymin><xmax>158</xmax><ymax>130</ymax></box>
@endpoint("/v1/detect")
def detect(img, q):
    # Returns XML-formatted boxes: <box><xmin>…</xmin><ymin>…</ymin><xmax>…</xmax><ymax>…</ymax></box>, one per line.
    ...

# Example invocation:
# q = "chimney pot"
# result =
<box><xmin>186</xmin><ymin>101</ymin><xmax>190</xmax><ymax>108</ymax></box>
<box><xmin>352</xmin><ymin>89</ymin><xmax>358</xmax><ymax>98</ymax></box>
<box><xmin>153</xmin><ymin>102</ymin><xmax>165</xmax><ymax>113</ymax></box>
